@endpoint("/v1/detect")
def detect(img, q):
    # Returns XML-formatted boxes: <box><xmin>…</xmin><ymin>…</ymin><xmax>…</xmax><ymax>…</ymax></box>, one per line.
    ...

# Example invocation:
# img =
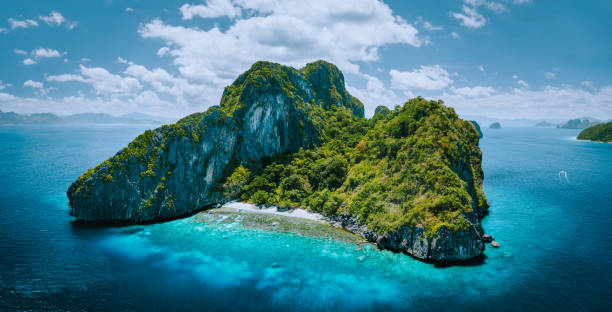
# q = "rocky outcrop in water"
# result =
<box><xmin>68</xmin><ymin>60</ymin><xmax>489</xmax><ymax>262</ymax></box>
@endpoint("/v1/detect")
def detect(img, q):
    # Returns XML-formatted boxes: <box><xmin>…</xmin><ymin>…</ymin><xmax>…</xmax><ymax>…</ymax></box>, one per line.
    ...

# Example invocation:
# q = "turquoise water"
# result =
<box><xmin>1</xmin><ymin>125</ymin><xmax>611</xmax><ymax>311</ymax></box>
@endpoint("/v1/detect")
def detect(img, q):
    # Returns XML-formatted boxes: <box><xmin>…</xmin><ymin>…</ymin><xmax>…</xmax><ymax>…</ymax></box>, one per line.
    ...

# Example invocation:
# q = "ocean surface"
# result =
<box><xmin>0</xmin><ymin>124</ymin><xmax>611</xmax><ymax>311</ymax></box>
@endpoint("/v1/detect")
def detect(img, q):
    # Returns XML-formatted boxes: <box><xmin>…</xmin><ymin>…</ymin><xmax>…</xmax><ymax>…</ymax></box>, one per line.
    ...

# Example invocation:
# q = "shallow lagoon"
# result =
<box><xmin>1</xmin><ymin>125</ymin><xmax>611</xmax><ymax>311</ymax></box>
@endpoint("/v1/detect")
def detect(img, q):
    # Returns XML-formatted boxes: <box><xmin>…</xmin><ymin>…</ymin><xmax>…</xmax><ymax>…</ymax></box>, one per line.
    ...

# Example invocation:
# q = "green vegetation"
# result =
<box><xmin>470</xmin><ymin>121</ymin><xmax>483</xmax><ymax>138</ymax></box>
<box><xmin>577</xmin><ymin>122</ymin><xmax>612</xmax><ymax>142</ymax></box>
<box><xmin>238</xmin><ymin>97</ymin><xmax>486</xmax><ymax>238</ymax></box>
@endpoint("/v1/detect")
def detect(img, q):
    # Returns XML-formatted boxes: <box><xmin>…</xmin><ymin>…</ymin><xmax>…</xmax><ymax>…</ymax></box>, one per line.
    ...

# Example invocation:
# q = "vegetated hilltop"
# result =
<box><xmin>576</xmin><ymin>122</ymin><xmax>612</xmax><ymax>143</ymax></box>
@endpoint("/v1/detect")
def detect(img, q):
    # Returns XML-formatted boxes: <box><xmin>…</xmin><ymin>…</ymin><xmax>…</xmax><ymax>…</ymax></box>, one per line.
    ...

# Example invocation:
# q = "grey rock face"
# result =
<box><xmin>68</xmin><ymin>61</ymin><xmax>361</xmax><ymax>223</ymax></box>
<box><xmin>329</xmin><ymin>213</ymin><xmax>485</xmax><ymax>261</ymax></box>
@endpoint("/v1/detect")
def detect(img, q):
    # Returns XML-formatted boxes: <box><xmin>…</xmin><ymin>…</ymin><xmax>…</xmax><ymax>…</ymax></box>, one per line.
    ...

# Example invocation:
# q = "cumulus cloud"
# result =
<box><xmin>0</xmin><ymin>80</ymin><xmax>12</xmax><ymax>90</ymax></box>
<box><xmin>347</xmin><ymin>74</ymin><xmax>403</xmax><ymax>117</ymax></box>
<box><xmin>478</xmin><ymin>65</ymin><xmax>485</xmax><ymax>72</ymax></box>
<box><xmin>451</xmin><ymin>5</ymin><xmax>486</xmax><ymax>28</ymax></box>
<box><xmin>140</xmin><ymin>0</ymin><xmax>422</xmax><ymax>85</ymax></box>
<box><xmin>422</xmin><ymin>21</ymin><xmax>443</xmax><ymax>31</ymax></box>
<box><xmin>126</xmin><ymin>8</ymin><xmax>134</xmax><ymax>12</ymax></box>
<box><xmin>581</xmin><ymin>81</ymin><xmax>595</xmax><ymax>89</ymax></box>
<box><xmin>450</xmin><ymin>86</ymin><xmax>496</xmax><ymax>97</ymax></box>
<box><xmin>19</xmin><ymin>48</ymin><xmax>64</xmax><ymax>65</ymax></box>
<box><xmin>156</xmin><ymin>47</ymin><xmax>170</xmax><ymax>57</ymax></box>
<box><xmin>517</xmin><ymin>79</ymin><xmax>529</xmax><ymax>88</ymax></box>
<box><xmin>451</xmin><ymin>32</ymin><xmax>460</xmax><ymax>39</ymax></box>
<box><xmin>464</xmin><ymin>0</ymin><xmax>506</xmax><ymax>13</ymax></box>
<box><xmin>39</xmin><ymin>11</ymin><xmax>65</xmax><ymax>26</ymax></box>
<box><xmin>8</xmin><ymin>18</ymin><xmax>39</xmax><ymax>29</ymax></box>
<box><xmin>47</xmin><ymin>65</ymin><xmax>141</xmax><ymax>96</ymax></box>
<box><xmin>180</xmin><ymin>0</ymin><xmax>242</xmax><ymax>19</ymax></box>
<box><xmin>443</xmin><ymin>85</ymin><xmax>612</xmax><ymax>120</ymax></box>
<box><xmin>24</xmin><ymin>80</ymin><xmax>44</xmax><ymax>89</ymax></box>
<box><xmin>32</xmin><ymin>48</ymin><xmax>62</xmax><ymax>58</ymax></box>
<box><xmin>390</xmin><ymin>65</ymin><xmax>453</xmax><ymax>91</ymax></box>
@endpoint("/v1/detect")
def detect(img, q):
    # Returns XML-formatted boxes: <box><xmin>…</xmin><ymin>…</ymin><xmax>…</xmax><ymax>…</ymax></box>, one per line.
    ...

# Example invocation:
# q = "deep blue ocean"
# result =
<box><xmin>0</xmin><ymin>124</ymin><xmax>611</xmax><ymax>311</ymax></box>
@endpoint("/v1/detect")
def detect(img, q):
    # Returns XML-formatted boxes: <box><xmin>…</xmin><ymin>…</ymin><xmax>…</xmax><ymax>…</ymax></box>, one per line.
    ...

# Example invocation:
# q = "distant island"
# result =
<box><xmin>489</xmin><ymin>122</ymin><xmax>501</xmax><ymax>129</ymax></box>
<box><xmin>577</xmin><ymin>122</ymin><xmax>612</xmax><ymax>143</ymax></box>
<box><xmin>535</xmin><ymin>121</ymin><xmax>554</xmax><ymax>127</ymax></box>
<box><xmin>0</xmin><ymin>111</ymin><xmax>166</xmax><ymax>125</ymax></box>
<box><xmin>67</xmin><ymin>60</ymin><xmax>490</xmax><ymax>262</ymax></box>
<box><xmin>556</xmin><ymin>118</ymin><xmax>600</xmax><ymax>129</ymax></box>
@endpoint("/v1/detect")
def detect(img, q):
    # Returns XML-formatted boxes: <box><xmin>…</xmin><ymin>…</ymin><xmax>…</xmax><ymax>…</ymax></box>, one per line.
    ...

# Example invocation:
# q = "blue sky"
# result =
<box><xmin>0</xmin><ymin>0</ymin><xmax>610</xmax><ymax>120</ymax></box>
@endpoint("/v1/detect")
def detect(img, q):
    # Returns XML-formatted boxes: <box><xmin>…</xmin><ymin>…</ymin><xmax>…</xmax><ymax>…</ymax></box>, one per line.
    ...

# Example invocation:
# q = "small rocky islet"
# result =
<box><xmin>67</xmin><ymin>60</ymin><xmax>493</xmax><ymax>263</ymax></box>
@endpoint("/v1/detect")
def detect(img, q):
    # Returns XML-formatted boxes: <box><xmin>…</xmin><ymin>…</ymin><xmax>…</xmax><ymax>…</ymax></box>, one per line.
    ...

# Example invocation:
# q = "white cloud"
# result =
<box><xmin>517</xmin><ymin>79</ymin><xmax>529</xmax><ymax>88</ymax></box>
<box><xmin>348</xmin><ymin>74</ymin><xmax>402</xmax><ymax>117</ymax></box>
<box><xmin>390</xmin><ymin>65</ymin><xmax>453</xmax><ymax>91</ymax></box>
<box><xmin>581</xmin><ymin>81</ymin><xmax>595</xmax><ymax>89</ymax></box>
<box><xmin>156</xmin><ymin>47</ymin><xmax>170</xmax><ymax>57</ymax></box>
<box><xmin>545</xmin><ymin>72</ymin><xmax>556</xmax><ymax>79</ymax></box>
<box><xmin>23</xmin><ymin>58</ymin><xmax>36</xmax><ymax>65</ymax></box>
<box><xmin>0</xmin><ymin>28</ymin><xmax>7</xmax><ymax>34</ymax></box>
<box><xmin>14</xmin><ymin>49</ymin><xmax>27</xmax><ymax>55</ymax></box>
<box><xmin>478</xmin><ymin>65</ymin><xmax>485</xmax><ymax>72</ymax></box>
<box><xmin>443</xmin><ymin>85</ymin><xmax>612</xmax><ymax>120</ymax></box>
<box><xmin>46</xmin><ymin>74</ymin><xmax>85</xmax><ymax>82</ymax></box>
<box><xmin>422</xmin><ymin>21</ymin><xmax>443</xmax><ymax>31</ymax></box>
<box><xmin>47</xmin><ymin>65</ymin><xmax>141</xmax><ymax>96</ymax></box>
<box><xmin>8</xmin><ymin>18</ymin><xmax>39</xmax><ymax>29</ymax></box>
<box><xmin>33</xmin><ymin>48</ymin><xmax>62</xmax><ymax>58</ymax></box>
<box><xmin>0</xmin><ymin>80</ymin><xmax>12</xmax><ymax>90</ymax></box>
<box><xmin>126</xmin><ymin>8</ymin><xmax>134</xmax><ymax>12</ymax></box>
<box><xmin>138</xmin><ymin>0</ymin><xmax>423</xmax><ymax>111</ymax></box>
<box><xmin>512</xmin><ymin>74</ymin><xmax>519</xmax><ymax>79</ymax></box>
<box><xmin>450</xmin><ymin>85</ymin><xmax>496</xmax><ymax>97</ymax></box>
<box><xmin>451</xmin><ymin>5</ymin><xmax>486</xmax><ymax>28</ymax></box>
<box><xmin>451</xmin><ymin>31</ymin><xmax>460</xmax><ymax>39</ymax></box>
<box><xmin>24</xmin><ymin>80</ymin><xmax>44</xmax><ymax>89</ymax></box>
<box><xmin>464</xmin><ymin>0</ymin><xmax>506</xmax><ymax>13</ymax></box>
<box><xmin>39</xmin><ymin>11</ymin><xmax>65</xmax><ymax>26</ymax></box>
<box><xmin>513</xmin><ymin>0</ymin><xmax>531</xmax><ymax>4</ymax></box>
<box><xmin>67</xmin><ymin>21</ymin><xmax>78</xmax><ymax>30</ymax></box>
<box><xmin>180</xmin><ymin>0</ymin><xmax>242</xmax><ymax>19</ymax></box>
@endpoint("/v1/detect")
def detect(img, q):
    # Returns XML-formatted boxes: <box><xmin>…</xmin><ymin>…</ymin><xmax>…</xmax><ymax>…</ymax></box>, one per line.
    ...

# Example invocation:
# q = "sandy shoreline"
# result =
<box><xmin>221</xmin><ymin>201</ymin><xmax>325</xmax><ymax>221</ymax></box>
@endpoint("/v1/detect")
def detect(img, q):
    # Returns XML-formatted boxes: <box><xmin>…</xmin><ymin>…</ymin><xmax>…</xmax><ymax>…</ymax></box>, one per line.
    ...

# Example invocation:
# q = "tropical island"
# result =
<box><xmin>0</xmin><ymin>110</ymin><xmax>164</xmax><ymax>125</ymax></box>
<box><xmin>489</xmin><ymin>122</ymin><xmax>501</xmax><ymax>129</ymax></box>
<box><xmin>576</xmin><ymin>122</ymin><xmax>612</xmax><ymax>143</ymax></box>
<box><xmin>67</xmin><ymin>60</ymin><xmax>490</xmax><ymax>262</ymax></box>
<box><xmin>557</xmin><ymin>118</ymin><xmax>599</xmax><ymax>129</ymax></box>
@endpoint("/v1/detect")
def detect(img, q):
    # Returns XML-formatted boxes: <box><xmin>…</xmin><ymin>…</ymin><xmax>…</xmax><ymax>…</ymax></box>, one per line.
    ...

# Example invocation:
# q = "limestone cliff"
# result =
<box><xmin>68</xmin><ymin>60</ymin><xmax>361</xmax><ymax>222</ymax></box>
